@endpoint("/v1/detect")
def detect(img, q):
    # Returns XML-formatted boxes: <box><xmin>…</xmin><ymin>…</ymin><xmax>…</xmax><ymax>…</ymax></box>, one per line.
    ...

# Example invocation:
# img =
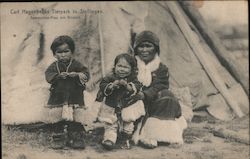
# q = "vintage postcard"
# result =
<box><xmin>1</xmin><ymin>1</ymin><xmax>249</xmax><ymax>159</ymax></box>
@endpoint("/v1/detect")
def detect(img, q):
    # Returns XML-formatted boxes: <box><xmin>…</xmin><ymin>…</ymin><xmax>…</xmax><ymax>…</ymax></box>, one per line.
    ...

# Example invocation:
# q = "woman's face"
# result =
<box><xmin>54</xmin><ymin>43</ymin><xmax>72</xmax><ymax>62</ymax></box>
<box><xmin>115</xmin><ymin>57</ymin><xmax>132</xmax><ymax>78</ymax></box>
<box><xmin>136</xmin><ymin>41</ymin><xmax>156</xmax><ymax>64</ymax></box>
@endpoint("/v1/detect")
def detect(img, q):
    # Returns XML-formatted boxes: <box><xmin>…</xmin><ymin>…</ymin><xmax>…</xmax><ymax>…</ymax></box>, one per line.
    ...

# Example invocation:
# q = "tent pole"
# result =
<box><xmin>164</xmin><ymin>1</ymin><xmax>244</xmax><ymax>117</ymax></box>
<box><xmin>97</xmin><ymin>4</ymin><xmax>105</xmax><ymax>77</ymax></box>
<box><xmin>179</xmin><ymin>1</ymin><xmax>249</xmax><ymax>95</ymax></box>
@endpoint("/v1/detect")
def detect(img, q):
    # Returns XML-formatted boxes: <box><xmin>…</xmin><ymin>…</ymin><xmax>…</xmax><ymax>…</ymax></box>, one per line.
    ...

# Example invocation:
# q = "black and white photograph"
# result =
<box><xmin>1</xmin><ymin>1</ymin><xmax>249</xmax><ymax>159</ymax></box>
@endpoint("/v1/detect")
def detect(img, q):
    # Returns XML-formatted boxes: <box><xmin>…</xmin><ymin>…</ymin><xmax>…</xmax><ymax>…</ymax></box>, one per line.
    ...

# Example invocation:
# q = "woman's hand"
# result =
<box><xmin>127</xmin><ymin>91</ymin><xmax>145</xmax><ymax>105</ymax></box>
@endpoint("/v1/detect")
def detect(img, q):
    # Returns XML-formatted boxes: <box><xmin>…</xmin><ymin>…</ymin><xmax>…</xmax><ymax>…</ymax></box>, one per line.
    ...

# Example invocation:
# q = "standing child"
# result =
<box><xmin>45</xmin><ymin>35</ymin><xmax>90</xmax><ymax>149</ymax></box>
<box><xmin>96</xmin><ymin>53</ymin><xmax>145</xmax><ymax>150</ymax></box>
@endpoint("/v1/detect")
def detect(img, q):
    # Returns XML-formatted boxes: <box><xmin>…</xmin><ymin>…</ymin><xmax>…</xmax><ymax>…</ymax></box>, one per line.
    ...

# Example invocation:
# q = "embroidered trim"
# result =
<box><xmin>56</xmin><ymin>58</ymin><xmax>73</xmax><ymax>74</ymax></box>
<box><xmin>56</xmin><ymin>61</ymin><xmax>60</xmax><ymax>74</ymax></box>
<box><xmin>66</xmin><ymin>58</ymin><xmax>73</xmax><ymax>73</ymax></box>
<box><xmin>128</xmin><ymin>82</ymin><xmax>137</xmax><ymax>96</ymax></box>
<box><xmin>104</xmin><ymin>83</ymin><xmax>113</xmax><ymax>96</ymax></box>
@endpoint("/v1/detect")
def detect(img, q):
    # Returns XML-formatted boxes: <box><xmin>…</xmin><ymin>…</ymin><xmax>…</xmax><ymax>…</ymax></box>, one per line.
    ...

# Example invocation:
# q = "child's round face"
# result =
<box><xmin>115</xmin><ymin>58</ymin><xmax>132</xmax><ymax>78</ymax></box>
<box><xmin>54</xmin><ymin>43</ymin><xmax>73</xmax><ymax>62</ymax></box>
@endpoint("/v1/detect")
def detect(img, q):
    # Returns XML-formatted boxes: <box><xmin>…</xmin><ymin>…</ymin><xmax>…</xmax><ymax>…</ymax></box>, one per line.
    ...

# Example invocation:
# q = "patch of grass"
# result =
<box><xmin>3</xmin><ymin>125</ymin><xmax>51</xmax><ymax>149</ymax></box>
<box><xmin>2</xmin><ymin>122</ymin><xmax>106</xmax><ymax>151</ymax></box>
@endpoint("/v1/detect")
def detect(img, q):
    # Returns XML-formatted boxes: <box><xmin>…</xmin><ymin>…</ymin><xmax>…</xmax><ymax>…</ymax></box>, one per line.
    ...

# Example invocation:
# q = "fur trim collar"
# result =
<box><xmin>136</xmin><ymin>55</ymin><xmax>161</xmax><ymax>86</ymax></box>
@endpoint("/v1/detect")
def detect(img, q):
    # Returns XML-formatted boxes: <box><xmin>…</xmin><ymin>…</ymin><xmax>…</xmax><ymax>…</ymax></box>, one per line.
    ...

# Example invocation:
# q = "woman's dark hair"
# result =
<box><xmin>113</xmin><ymin>53</ymin><xmax>138</xmax><ymax>79</ymax></box>
<box><xmin>50</xmin><ymin>35</ymin><xmax>75</xmax><ymax>55</ymax></box>
<box><xmin>133</xmin><ymin>30</ymin><xmax>160</xmax><ymax>55</ymax></box>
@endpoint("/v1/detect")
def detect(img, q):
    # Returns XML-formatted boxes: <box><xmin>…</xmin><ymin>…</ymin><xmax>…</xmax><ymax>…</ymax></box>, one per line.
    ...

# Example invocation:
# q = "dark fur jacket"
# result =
<box><xmin>96</xmin><ymin>72</ymin><xmax>142</xmax><ymax>109</ymax></box>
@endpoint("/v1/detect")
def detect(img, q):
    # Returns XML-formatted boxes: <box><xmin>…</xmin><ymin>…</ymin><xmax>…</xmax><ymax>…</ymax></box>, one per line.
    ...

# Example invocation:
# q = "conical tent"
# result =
<box><xmin>1</xmin><ymin>1</ymin><xmax>248</xmax><ymax>125</ymax></box>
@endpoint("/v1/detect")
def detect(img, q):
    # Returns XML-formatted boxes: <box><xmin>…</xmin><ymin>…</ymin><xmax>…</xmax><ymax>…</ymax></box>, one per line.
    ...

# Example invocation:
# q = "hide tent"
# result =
<box><xmin>1</xmin><ymin>1</ymin><xmax>248</xmax><ymax>126</ymax></box>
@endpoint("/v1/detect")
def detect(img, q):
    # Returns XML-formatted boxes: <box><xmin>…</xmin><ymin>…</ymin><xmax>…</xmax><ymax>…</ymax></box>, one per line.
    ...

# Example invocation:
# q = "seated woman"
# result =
<box><xmin>128</xmin><ymin>30</ymin><xmax>187</xmax><ymax>149</ymax></box>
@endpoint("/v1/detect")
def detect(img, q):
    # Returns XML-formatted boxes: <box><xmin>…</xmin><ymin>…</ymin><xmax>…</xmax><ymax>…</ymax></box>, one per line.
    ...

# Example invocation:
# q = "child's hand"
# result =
<box><xmin>81</xmin><ymin>73</ymin><xmax>88</xmax><ymax>82</ymax></box>
<box><xmin>119</xmin><ymin>79</ymin><xmax>127</xmax><ymax>86</ymax></box>
<box><xmin>107</xmin><ymin>80</ymin><xmax>120</xmax><ymax>92</ymax></box>
<box><xmin>105</xmin><ymin>82</ymin><xmax>117</xmax><ymax>95</ymax></box>
<box><xmin>68</xmin><ymin>72</ymin><xmax>78</xmax><ymax>77</ymax></box>
<box><xmin>58</xmin><ymin>72</ymin><xmax>68</xmax><ymax>79</ymax></box>
<box><xmin>126</xmin><ymin>83</ymin><xmax>133</xmax><ymax>92</ymax></box>
<box><xmin>112</xmin><ymin>80</ymin><xmax>120</xmax><ymax>89</ymax></box>
<box><xmin>78</xmin><ymin>73</ymin><xmax>89</xmax><ymax>84</ymax></box>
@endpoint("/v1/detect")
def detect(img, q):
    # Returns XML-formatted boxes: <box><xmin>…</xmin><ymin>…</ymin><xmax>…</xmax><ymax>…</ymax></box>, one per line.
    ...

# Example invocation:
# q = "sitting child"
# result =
<box><xmin>45</xmin><ymin>35</ymin><xmax>90</xmax><ymax>149</ymax></box>
<box><xmin>96</xmin><ymin>53</ymin><xmax>145</xmax><ymax>150</ymax></box>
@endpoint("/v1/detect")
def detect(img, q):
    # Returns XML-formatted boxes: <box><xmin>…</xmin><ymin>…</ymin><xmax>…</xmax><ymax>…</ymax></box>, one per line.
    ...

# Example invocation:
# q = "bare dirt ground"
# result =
<box><xmin>2</xmin><ymin>113</ymin><xmax>249</xmax><ymax>159</ymax></box>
